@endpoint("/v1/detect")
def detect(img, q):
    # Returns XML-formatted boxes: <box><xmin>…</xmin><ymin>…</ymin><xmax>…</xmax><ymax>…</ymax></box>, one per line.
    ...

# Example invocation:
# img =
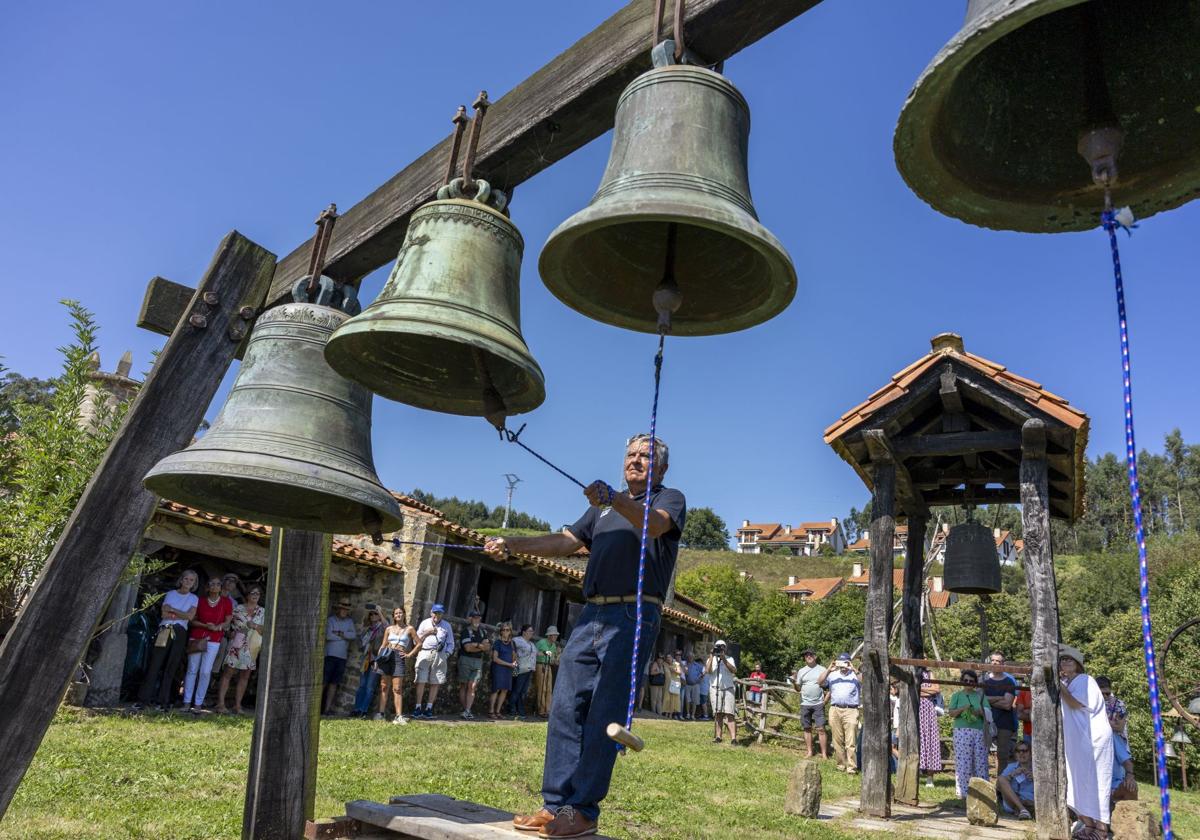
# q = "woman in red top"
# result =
<box><xmin>183</xmin><ymin>575</ymin><xmax>233</xmax><ymax>713</ymax></box>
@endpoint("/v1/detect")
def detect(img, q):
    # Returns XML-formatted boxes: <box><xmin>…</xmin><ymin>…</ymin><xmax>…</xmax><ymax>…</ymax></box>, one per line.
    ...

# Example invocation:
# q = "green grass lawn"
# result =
<box><xmin>5</xmin><ymin>708</ymin><xmax>1199</xmax><ymax>839</ymax></box>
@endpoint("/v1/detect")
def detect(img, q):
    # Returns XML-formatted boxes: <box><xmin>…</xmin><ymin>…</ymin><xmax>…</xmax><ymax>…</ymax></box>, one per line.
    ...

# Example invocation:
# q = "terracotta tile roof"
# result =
<box><xmin>738</xmin><ymin>522</ymin><xmax>782</xmax><ymax>537</ymax></box>
<box><xmin>927</xmin><ymin>589</ymin><xmax>953</xmax><ymax>609</ymax></box>
<box><xmin>1014</xmin><ymin>538</ymin><xmax>1025</xmax><ymax>553</ymax></box>
<box><xmin>799</xmin><ymin>521</ymin><xmax>835</xmax><ymax>532</ymax></box>
<box><xmin>994</xmin><ymin>530</ymin><xmax>1011</xmax><ymax>547</ymax></box>
<box><xmin>847</xmin><ymin>568</ymin><xmax>905</xmax><ymax>587</ymax></box>
<box><xmin>823</xmin><ymin>333</ymin><xmax>1088</xmax><ymax>520</ymax></box>
<box><xmin>157</xmin><ymin>500</ymin><xmax>399</xmax><ymax>569</ymax></box>
<box><xmin>779</xmin><ymin>577</ymin><xmax>845</xmax><ymax>601</ymax></box>
<box><xmin>847</xmin><ymin>537</ymin><xmax>870</xmax><ymax>552</ymax></box>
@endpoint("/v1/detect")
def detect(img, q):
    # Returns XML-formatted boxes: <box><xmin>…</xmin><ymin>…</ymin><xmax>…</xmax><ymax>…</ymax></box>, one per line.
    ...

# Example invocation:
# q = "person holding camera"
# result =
<box><xmin>819</xmin><ymin>653</ymin><xmax>862</xmax><ymax>773</ymax></box>
<box><xmin>706</xmin><ymin>641</ymin><xmax>737</xmax><ymax>744</ymax></box>
<box><xmin>487</xmin><ymin>434</ymin><xmax>685</xmax><ymax>839</ymax></box>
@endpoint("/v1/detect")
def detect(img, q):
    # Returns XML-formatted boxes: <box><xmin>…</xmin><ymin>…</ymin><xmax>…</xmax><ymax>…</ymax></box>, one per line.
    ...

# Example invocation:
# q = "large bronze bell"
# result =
<box><xmin>539</xmin><ymin>58</ymin><xmax>796</xmax><ymax>335</ymax></box>
<box><xmin>895</xmin><ymin>0</ymin><xmax>1200</xmax><ymax>232</ymax></box>
<box><xmin>144</xmin><ymin>281</ymin><xmax>402</xmax><ymax>536</ymax></box>
<box><xmin>942</xmin><ymin>520</ymin><xmax>1002</xmax><ymax>595</ymax></box>
<box><xmin>324</xmin><ymin>180</ymin><xmax>545</xmax><ymax>420</ymax></box>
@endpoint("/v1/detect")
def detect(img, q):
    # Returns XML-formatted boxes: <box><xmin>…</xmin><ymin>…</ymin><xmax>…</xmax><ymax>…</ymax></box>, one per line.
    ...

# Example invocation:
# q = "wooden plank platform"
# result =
<box><xmin>346</xmin><ymin>795</ymin><xmax>616</xmax><ymax>840</ymax></box>
<box><xmin>822</xmin><ymin>797</ymin><xmax>1036</xmax><ymax>840</ymax></box>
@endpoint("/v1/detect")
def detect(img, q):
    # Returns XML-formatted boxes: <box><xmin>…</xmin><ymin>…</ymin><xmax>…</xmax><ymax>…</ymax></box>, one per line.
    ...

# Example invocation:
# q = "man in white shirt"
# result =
<box><xmin>706</xmin><ymin>640</ymin><xmax>738</xmax><ymax>744</ymax></box>
<box><xmin>412</xmin><ymin>603</ymin><xmax>455</xmax><ymax>719</ymax></box>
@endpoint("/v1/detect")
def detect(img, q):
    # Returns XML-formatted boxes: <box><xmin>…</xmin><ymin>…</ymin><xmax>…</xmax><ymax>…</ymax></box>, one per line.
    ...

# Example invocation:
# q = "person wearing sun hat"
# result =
<box><xmin>412</xmin><ymin>602</ymin><xmax>455</xmax><ymax>719</ymax></box>
<box><xmin>1057</xmin><ymin>643</ymin><xmax>1114</xmax><ymax>839</ymax></box>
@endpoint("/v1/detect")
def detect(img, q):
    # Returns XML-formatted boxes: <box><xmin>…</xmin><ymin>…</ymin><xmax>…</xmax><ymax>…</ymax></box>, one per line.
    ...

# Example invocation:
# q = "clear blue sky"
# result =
<box><xmin>2</xmin><ymin>2</ymin><xmax>1195</xmax><ymax>537</ymax></box>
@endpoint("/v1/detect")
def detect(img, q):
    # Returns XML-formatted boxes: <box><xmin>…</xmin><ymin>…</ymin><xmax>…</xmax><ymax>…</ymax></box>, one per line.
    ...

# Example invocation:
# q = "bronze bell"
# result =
<box><xmin>324</xmin><ymin>178</ymin><xmax>545</xmax><ymax>421</ymax></box>
<box><xmin>895</xmin><ymin>0</ymin><xmax>1200</xmax><ymax>232</ymax></box>
<box><xmin>144</xmin><ymin>277</ymin><xmax>402</xmax><ymax>537</ymax></box>
<box><xmin>942</xmin><ymin>520</ymin><xmax>1002</xmax><ymax>595</ymax></box>
<box><xmin>539</xmin><ymin>56</ymin><xmax>796</xmax><ymax>335</ymax></box>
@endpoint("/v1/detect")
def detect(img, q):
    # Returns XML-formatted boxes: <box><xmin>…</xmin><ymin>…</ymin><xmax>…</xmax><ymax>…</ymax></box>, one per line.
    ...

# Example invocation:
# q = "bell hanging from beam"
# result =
<box><xmin>894</xmin><ymin>0</ymin><xmax>1200</xmax><ymax>233</ymax></box>
<box><xmin>143</xmin><ymin>273</ymin><xmax>403</xmax><ymax>539</ymax></box>
<box><xmin>538</xmin><ymin>36</ymin><xmax>797</xmax><ymax>335</ymax></box>
<box><xmin>942</xmin><ymin>519</ymin><xmax>1002</xmax><ymax>595</ymax></box>
<box><xmin>325</xmin><ymin>95</ymin><xmax>545</xmax><ymax>424</ymax></box>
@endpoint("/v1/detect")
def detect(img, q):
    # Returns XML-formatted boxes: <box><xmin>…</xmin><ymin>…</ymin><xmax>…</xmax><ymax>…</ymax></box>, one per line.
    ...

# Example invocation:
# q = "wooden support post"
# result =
<box><xmin>0</xmin><ymin>232</ymin><xmax>276</xmax><ymax>817</ymax></box>
<box><xmin>243</xmin><ymin>528</ymin><xmax>332</xmax><ymax>840</ymax></box>
<box><xmin>895</xmin><ymin>513</ymin><xmax>926</xmax><ymax>806</ymax></box>
<box><xmin>1020</xmin><ymin>419</ymin><xmax>1070</xmax><ymax>840</ymax></box>
<box><xmin>861</xmin><ymin>430</ymin><xmax>895</xmax><ymax>817</ymax></box>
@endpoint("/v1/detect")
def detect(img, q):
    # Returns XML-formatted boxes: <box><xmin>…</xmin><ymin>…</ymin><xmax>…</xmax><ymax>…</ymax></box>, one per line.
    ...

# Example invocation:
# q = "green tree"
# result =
<box><xmin>680</xmin><ymin>506</ymin><xmax>730</xmax><ymax>551</ymax></box>
<box><xmin>0</xmin><ymin>370</ymin><xmax>55</xmax><ymax>434</ymax></box>
<box><xmin>0</xmin><ymin>302</ymin><xmax>131</xmax><ymax>618</ymax></box>
<box><xmin>780</xmin><ymin>588</ymin><xmax>866</xmax><ymax>669</ymax></box>
<box><xmin>407</xmin><ymin>488</ymin><xmax>549</xmax><ymax>531</ymax></box>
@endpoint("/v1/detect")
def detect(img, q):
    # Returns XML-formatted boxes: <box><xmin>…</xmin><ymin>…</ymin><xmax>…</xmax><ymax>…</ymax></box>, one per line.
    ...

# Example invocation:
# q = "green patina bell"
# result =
<box><xmin>144</xmin><ymin>277</ymin><xmax>402</xmax><ymax>537</ymax></box>
<box><xmin>895</xmin><ymin>0</ymin><xmax>1200</xmax><ymax>232</ymax></box>
<box><xmin>942</xmin><ymin>520</ymin><xmax>1002</xmax><ymax>595</ymax></box>
<box><xmin>324</xmin><ymin>180</ymin><xmax>544</xmax><ymax>423</ymax></box>
<box><xmin>539</xmin><ymin>54</ymin><xmax>796</xmax><ymax>336</ymax></box>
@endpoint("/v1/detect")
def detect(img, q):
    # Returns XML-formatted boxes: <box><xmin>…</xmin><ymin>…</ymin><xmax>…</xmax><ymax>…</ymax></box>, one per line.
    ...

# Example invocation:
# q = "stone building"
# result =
<box><xmin>90</xmin><ymin>493</ymin><xmax>720</xmax><ymax>712</ymax></box>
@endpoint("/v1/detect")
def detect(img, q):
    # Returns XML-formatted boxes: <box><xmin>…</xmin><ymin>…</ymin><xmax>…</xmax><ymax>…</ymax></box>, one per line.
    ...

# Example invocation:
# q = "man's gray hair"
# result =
<box><xmin>626</xmin><ymin>433</ymin><xmax>669</xmax><ymax>468</ymax></box>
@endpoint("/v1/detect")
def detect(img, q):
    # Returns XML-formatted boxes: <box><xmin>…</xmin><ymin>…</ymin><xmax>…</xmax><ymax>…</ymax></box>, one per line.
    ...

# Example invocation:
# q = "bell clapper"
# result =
<box><xmin>653</xmin><ymin>222</ymin><xmax>683</xmax><ymax>335</ymax></box>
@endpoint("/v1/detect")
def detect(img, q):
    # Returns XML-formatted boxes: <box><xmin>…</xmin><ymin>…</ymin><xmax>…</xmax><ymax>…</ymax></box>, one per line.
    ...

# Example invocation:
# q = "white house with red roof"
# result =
<box><xmin>735</xmin><ymin>517</ymin><xmax>846</xmax><ymax>556</ymax></box>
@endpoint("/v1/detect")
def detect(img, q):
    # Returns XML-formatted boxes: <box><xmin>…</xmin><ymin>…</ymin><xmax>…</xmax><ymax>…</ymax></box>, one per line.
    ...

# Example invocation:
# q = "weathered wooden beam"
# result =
<box><xmin>0</xmin><ymin>232</ymin><xmax>277</xmax><ymax>817</ymax></box>
<box><xmin>908</xmin><ymin>467</ymin><xmax>1019</xmax><ymax>487</ymax></box>
<box><xmin>137</xmin><ymin>275</ymin><xmax>197</xmax><ymax>335</ymax></box>
<box><xmin>939</xmin><ymin>365</ymin><xmax>965</xmax><ymax>415</ymax></box>
<box><xmin>892</xmin><ymin>430</ymin><xmax>1022</xmax><ymax>459</ymax></box>
<box><xmin>920</xmin><ymin>488</ymin><xmax>1021</xmax><ymax>505</ymax></box>
<box><xmin>895</xmin><ymin>513</ymin><xmax>926</xmax><ymax>806</ymax></box>
<box><xmin>865</xmin><ymin>429</ymin><xmax>928</xmax><ymax>519</ymax></box>
<box><xmin>1019</xmin><ymin>419</ymin><xmax>1070</xmax><ymax>840</ymax></box>
<box><xmin>243</xmin><ymin>528</ymin><xmax>331</xmax><ymax>840</ymax></box>
<box><xmin>261</xmin><ymin>0</ymin><xmax>822</xmax><ymax>306</ymax></box>
<box><xmin>890</xmin><ymin>656</ymin><xmax>1033</xmax><ymax>676</ymax></box>
<box><xmin>861</xmin><ymin>430</ymin><xmax>894</xmax><ymax>818</ymax></box>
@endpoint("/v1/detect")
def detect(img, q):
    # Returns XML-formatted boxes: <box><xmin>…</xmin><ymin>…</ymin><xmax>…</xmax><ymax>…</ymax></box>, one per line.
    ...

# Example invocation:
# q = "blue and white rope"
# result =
<box><xmin>623</xmin><ymin>333</ymin><xmax>666</xmax><ymax>741</ymax></box>
<box><xmin>1101</xmin><ymin>207</ymin><xmax>1173</xmax><ymax>840</ymax></box>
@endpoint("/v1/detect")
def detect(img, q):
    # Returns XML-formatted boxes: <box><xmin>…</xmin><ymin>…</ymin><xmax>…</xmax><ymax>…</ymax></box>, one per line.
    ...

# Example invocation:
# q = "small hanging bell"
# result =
<box><xmin>539</xmin><ymin>46</ymin><xmax>796</xmax><ymax>335</ymax></box>
<box><xmin>144</xmin><ymin>275</ymin><xmax>402</xmax><ymax>537</ymax></box>
<box><xmin>324</xmin><ymin>177</ymin><xmax>545</xmax><ymax>422</ymax></box>
<box><xmin>942</xmin><ymin>519</ymin><xmax>1002</xmax><ymax>595</ymax></box>
<box><xmin>895</xmin><ymin>0</ymin><xmax>1200</xmax><ymax>232</ymax></box>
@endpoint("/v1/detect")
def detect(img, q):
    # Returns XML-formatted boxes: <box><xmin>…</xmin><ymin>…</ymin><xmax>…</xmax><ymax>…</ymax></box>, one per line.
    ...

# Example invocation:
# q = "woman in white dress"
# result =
<box><xmin>1058</xmin><ymin>644</ymin><xmax>1113</xmax><ymax>840</ymax></box>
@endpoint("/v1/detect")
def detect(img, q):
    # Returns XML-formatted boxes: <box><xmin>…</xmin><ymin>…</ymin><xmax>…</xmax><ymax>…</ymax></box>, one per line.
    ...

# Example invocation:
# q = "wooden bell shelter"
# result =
<box><xmin>824</xmin><ymin>332</ymin><xmax>1088</xmax><ymax>840</ymax></box>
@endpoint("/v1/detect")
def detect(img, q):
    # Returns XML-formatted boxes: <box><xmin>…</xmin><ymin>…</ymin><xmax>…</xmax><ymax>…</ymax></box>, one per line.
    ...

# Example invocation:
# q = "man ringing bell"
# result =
<box><xmin>485</xmin><ymin>434</ymin><xmax>686</xmax><ymax>839</ymax></box>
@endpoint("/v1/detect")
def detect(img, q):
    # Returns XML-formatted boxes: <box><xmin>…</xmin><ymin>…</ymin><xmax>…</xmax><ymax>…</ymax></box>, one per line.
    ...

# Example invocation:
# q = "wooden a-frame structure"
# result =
<box><xmin>0</xmin><ymin>2</ymin><xmax>823</xmax><ymax>839</ymax></box>
<box><xmin>824</xmin><ymin>332</ymin><xmax>1089</xmax><ymax>840</ymax></box>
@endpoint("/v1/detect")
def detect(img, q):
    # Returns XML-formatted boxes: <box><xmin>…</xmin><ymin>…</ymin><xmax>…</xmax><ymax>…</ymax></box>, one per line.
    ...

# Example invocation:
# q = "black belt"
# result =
<box><xmin>833</xmin><ymin>704</ymin><xmax>858</xmax><ymax>708</ymax></box>
<box><xmin>460</xmin><ymin>653</ymin><xmax>482</xmax><ymax>660</ymax></box>
<box><xmin>586</xmin><ymin>594</ymin><xmax>662</xmax><ymax>605</ymax></box>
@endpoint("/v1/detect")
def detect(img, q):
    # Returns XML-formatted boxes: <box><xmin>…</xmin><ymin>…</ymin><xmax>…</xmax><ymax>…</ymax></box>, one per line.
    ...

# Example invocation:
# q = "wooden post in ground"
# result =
<box><xmin>0</xmin><ymin>232</ymin><xmax>276</xmax><ymax>817</ymax></box>
<box><xmin>1020</xmin><ymin>419</ymin><xmax>1070</xmax><ymax>840</ymax></box>
<box><xmin>243</xmin><ymin>528</ymin><xmax>332</xmax><ymax>840</ymax></box>
<box><xmin>860</xmin><ymin>430</ymin><xmax>896</xmax><ymax>817</ymax></box>
<box><xmin>895</xmin><ymin>513</ymin><xmax>926</xmax><ymax>806</ymax></box>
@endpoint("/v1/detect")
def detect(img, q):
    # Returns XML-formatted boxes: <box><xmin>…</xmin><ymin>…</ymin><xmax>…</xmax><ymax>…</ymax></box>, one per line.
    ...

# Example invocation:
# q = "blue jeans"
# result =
<box><xmin>353</xmin><ymin>666</ymin><xmax>377</xmax><ymax>714</ymax></box>
<box><xmin>509</xmin><ymin>670</ymin><xmax>533</xmax><ymax>716</ymax></box>
<box><xmin>542</xmin><ymin>602</ymin><xmax>660</xmax><ymax>822</ymax></box>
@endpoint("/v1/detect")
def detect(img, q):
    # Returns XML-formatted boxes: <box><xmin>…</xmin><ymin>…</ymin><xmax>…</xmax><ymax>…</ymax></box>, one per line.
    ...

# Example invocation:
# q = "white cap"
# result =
<box><xmin>715</xmin><ymin>639</ymin><xmax>726</xmax><ymax>646</ymax></box>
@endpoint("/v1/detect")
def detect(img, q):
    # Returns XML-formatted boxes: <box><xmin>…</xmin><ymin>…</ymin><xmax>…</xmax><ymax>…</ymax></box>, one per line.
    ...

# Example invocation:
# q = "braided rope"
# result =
<box><xmin>391</xmin><ymin>539</ymin><xmax>488</xmax><ymax>551</ymax></box>
<box><xmin>501</xmin><ymin>425</ymin><xmax>588</xmax><ymax>490</ymax></box>
<box><xmin>623</xmin><ymin>333</ymin><xmax>666</xmax><ymax>738</ymax></box>
<box><xmin>1101</xmin><ymin>208</ymin><xmax>1173</xmax><ymax>840</ymax></box>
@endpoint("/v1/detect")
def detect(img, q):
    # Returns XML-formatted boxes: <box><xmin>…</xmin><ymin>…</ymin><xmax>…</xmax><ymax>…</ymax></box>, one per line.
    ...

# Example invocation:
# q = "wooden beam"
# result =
<box><xmin>0</xmin><ymin>232</ymin><xmax>277</xmax><ymax>817</ymax></box>
<box><xmin>243</xmin><ymin>528</ymin><xmax>331</xmax><ymax>840</ymax></box>
<box><xmin>920</xmin><ymin>488</ymin><xmax>1021</xmax><ymax>505</ymax></box>
<box><xmin>892</xmin><ymin>430</ymin><xmax>1022</xmax><ymax>459</ymax></box>
<box><xmin>260</xmin><ymin>0</ymin><xmax>823</xmax><ymax>306</ymax></box>
<box><xmin>895</xmin><ymin>513</ymin><xmax>926</xmax><ymax>806</ymax></box>
<box><xmin>1018</xmin><ymin>419</ymin><xmax>1070</xmax><ymax>840</ymax></box>
<box><xmin>890</xmin><ymin>657</ymin><xmax>1033</xmax><ymax>676</ymax></box>
<box><xmin>865</xmin><ymin>429</ymin><xmax>928</xmax><ymax>519</ymax></box>
<box><xmin>908</xmin><ymin>467</ymin><xmax>1019</xmax><ymax>487</ymax></box>
<box><xmin>860</xmin><ymin>434</ymin><xmax>894</xmax><ymax>818</ymax></box>
<box><xmin>137</xmin><ymin>276</ymin><xmax>196</xmax><ymax>335</ymax></box>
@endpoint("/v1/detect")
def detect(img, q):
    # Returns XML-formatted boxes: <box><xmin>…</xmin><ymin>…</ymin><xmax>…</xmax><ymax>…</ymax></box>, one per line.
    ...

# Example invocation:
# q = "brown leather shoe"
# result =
<box><xmin>513</xmin><ymin>808</ymin><xmax>555</xmax><ymax>832</ymax></box>
<box><xmin>538</xmin><ymin>806</ymin><xmax>597</xmax><ymax>838</ymax></box>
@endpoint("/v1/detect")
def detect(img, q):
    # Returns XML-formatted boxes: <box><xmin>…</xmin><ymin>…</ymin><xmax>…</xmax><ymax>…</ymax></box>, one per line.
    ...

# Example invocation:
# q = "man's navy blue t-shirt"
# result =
<box><xmin>568</xmin><ymin>485</ymin><xmax>686</xmax><ymax>600</ymax></box>
<box><xmin>982</xmin><ymin>673</ymin><xmax>1018</xmax><ymax>730</ymax></box>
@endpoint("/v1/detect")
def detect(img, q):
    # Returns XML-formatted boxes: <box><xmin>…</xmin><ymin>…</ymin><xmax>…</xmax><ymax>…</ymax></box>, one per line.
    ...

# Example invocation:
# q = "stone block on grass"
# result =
<box><xmin>965</xmin><ymin>778</ymin><xmax>998</xmax><ymax>826</ymax></box>
<box><xmin>1111</xmin><ymin>800</ymin><xmax>1163</xmax><ymax>840</ymax></box>
<box><xmin>784</xmin><ymin>759</ymin><xmax>822</xmax><ymax>818</ymax></box>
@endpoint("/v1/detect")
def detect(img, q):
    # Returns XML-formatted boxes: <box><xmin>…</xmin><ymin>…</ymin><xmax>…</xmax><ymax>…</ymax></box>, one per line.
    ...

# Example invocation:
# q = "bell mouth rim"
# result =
<box><xmin>894</xmin><ymin>0</ymin><xmax>1122</xmax><ymax>233</ymax></box>
<box><xmin>538</xmin><ymin>202</ymin><xmax>797</xmax><ymax>337</ymax></box>
<box><xmin>324</xmin><ymin>326</ymin><xmax>546</xmax><ymax>417</ymax></box>
<box><xmin>144</xmin><ymin>467</ymin><xmax>403</xmax><ymax>535</ymax></box>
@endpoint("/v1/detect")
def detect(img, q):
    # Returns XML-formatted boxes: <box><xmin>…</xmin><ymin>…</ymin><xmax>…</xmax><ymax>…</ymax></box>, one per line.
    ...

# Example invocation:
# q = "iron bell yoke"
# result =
<box><xmin>325</xmin><ymin>94</ymin><xmax>545</xmax><ymax>427</ymax></box>
<box><xmin>895</xmin><ymin>0</ymin><xmax>1200</xmax><ymax>232</ymax></box>
<box><xmin>942</xmin><ymin>518</ymin><xmax>1002</xmax><ymax>595</ymax></box>
<box><xmin>539</xmin><ymin>31</ymin><xmax>797</xmax><ymax>335</ymax></box>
